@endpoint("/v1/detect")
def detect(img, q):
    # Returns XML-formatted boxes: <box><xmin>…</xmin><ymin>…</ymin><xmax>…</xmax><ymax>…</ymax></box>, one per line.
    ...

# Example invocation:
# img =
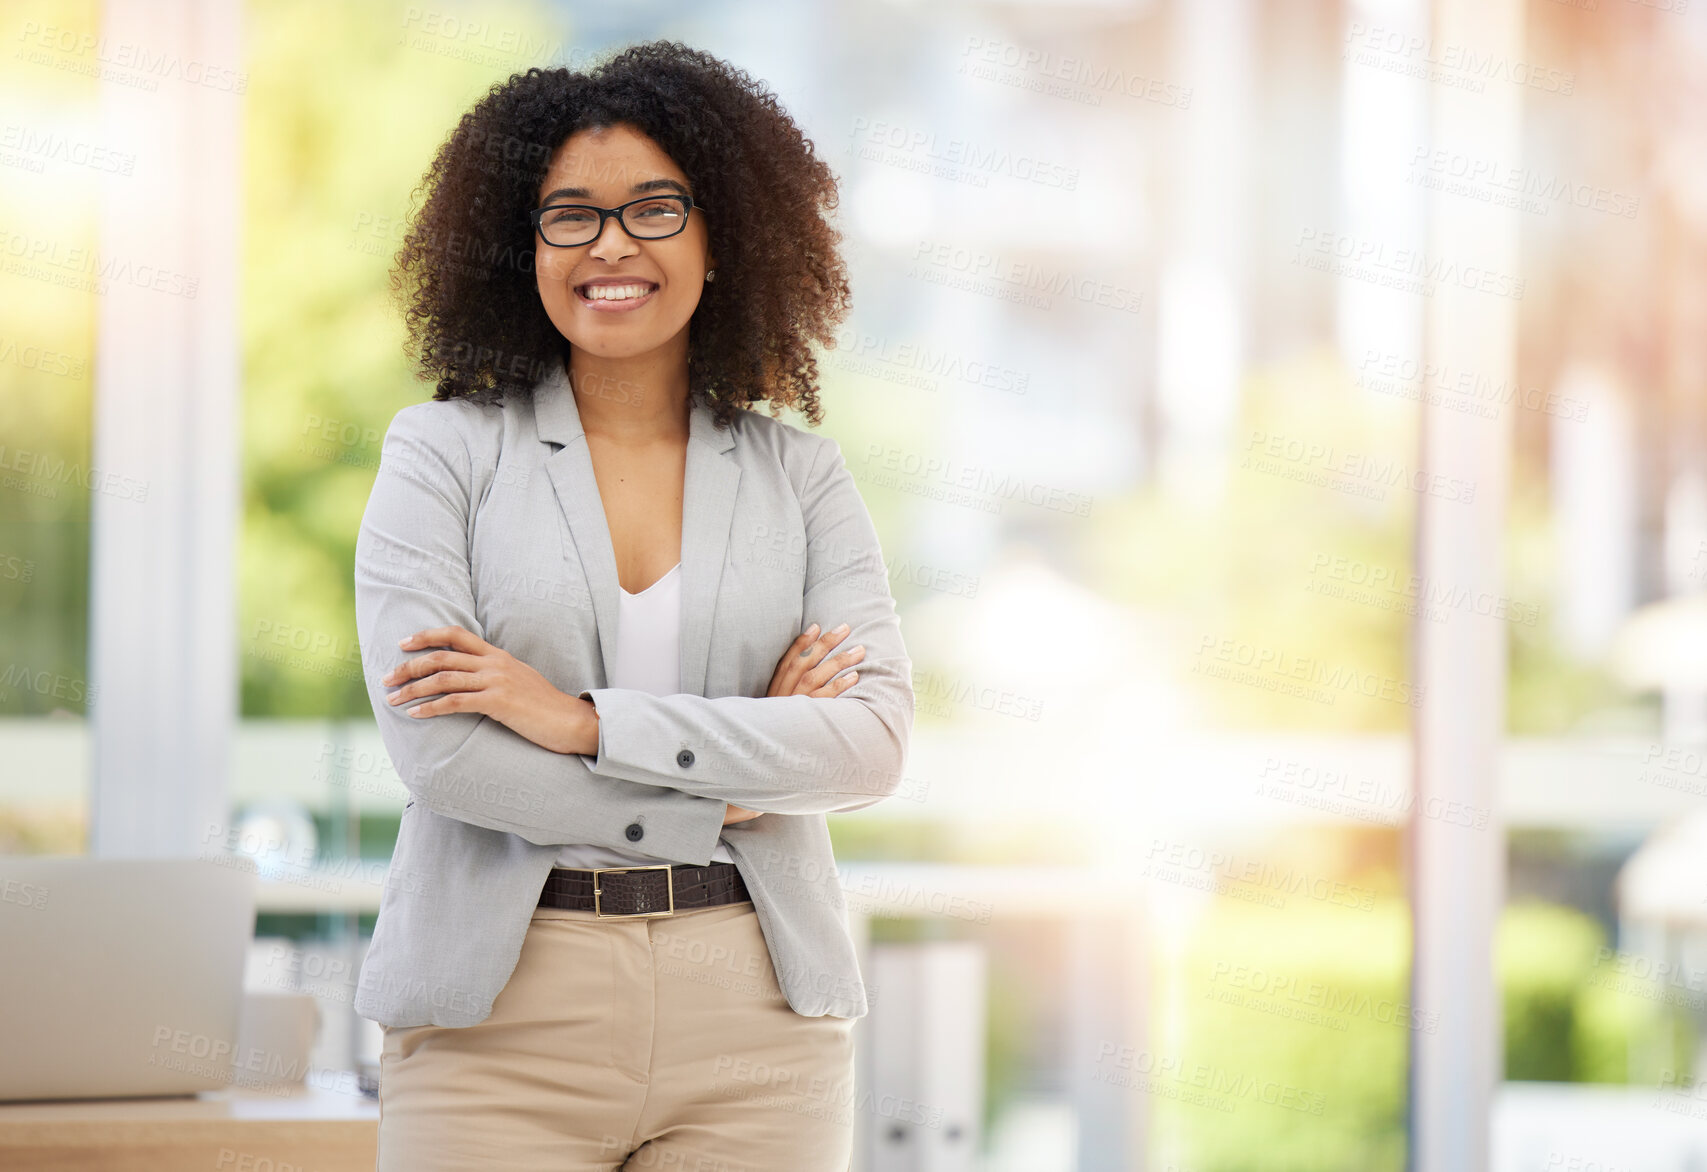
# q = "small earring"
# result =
<box><xmin>706</xmin><ymin>269</ymin><xmax>716</xmax><ymax>282</ymax></box>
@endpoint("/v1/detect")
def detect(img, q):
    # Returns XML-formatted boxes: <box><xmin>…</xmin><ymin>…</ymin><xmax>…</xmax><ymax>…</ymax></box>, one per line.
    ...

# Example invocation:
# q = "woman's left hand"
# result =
<box><xmin>381</xmin><ymin>625</ymin><xmax>593</xmax><ymax>755</ymax></box>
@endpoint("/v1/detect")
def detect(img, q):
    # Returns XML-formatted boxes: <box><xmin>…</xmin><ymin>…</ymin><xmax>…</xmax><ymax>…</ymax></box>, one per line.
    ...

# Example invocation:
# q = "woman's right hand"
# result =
<box><xmin>723</xmin><ymin>623</ymin><xmax>866</xmax><ymax>827</ymax></box>
<box><xmin>766</xmin><ymin>622</ymin><xmax>865</xmax><ymax>700</ymax></box>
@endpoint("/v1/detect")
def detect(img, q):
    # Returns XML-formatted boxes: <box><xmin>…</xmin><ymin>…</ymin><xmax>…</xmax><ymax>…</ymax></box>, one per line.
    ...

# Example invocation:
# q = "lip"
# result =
<box><xmin>573</xmin><ymin>280</ymin><xmax>659</xmax><ymax>314</ymax></box>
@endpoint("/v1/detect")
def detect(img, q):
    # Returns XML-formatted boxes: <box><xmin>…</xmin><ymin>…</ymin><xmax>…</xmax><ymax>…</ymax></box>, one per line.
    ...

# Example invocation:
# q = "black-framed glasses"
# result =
<box><xmin>529</xmin><ymin>194</ymin><xmax>707</xmax><ymax>248</ymax></box>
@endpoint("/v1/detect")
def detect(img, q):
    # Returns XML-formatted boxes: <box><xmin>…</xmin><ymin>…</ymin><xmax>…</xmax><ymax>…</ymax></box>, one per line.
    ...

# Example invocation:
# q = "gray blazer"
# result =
<box><xmin>351</xmin><ymin>361</ymin><xmax>915</xmax><ymax>1027</ymax></box>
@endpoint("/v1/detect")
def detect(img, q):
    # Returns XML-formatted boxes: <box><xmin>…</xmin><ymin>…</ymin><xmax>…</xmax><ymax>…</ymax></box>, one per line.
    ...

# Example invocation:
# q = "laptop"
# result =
<box><xmin>0</xmin><ymin>855</ymin><xmax>257</xmax><ymax>1101</ymax></box>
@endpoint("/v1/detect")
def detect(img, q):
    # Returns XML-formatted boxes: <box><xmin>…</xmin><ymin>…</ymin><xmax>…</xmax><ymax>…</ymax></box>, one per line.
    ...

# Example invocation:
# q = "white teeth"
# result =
<box><xmin>579</xmin><ymin>283</ymin><xmax>655</xmax><ymax>301</ymax></box>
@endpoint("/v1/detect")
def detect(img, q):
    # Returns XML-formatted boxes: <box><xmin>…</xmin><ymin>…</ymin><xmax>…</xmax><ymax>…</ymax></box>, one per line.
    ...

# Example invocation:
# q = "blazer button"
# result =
<box><xmin>676</xmin><ymin>749</ymin><xmax>695</xmax><ymax>768</ymax></box>
<box><xmin>625</xmin><ymin>822</ymin><xmax>644</xmax><ymax>842</ymax></box>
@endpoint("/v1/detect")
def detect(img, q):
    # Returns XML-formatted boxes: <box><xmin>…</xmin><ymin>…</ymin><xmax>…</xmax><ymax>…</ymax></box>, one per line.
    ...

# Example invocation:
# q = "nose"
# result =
<box><xmin>588</xmin><ymin>212</ymin><xmax>639</xmax><ymax>262</ymax></box>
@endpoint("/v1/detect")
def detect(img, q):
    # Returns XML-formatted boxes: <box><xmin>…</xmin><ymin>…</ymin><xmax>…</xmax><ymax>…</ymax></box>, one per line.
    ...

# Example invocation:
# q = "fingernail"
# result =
<box><xmin>806</xmin><ymin>623</ymin><xmax>819</xmax><ymax>637</ymax></box>
<box><xmin>851</xmin><ymin>645</ymin><xmax>864</xmax><ymax>655</ymax></box>
<box><xmin>834</xmin><ymin>622</ymin><xmax>849</xmax><ymax>634</ymax></box>
<box><xmin>398</xmin><ymin>636</ymin><xmax>411</xmax><ymax>647</ymax></box>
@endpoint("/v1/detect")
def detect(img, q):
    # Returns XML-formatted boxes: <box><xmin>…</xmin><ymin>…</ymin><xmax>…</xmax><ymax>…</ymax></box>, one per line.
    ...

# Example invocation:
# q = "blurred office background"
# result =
<box><xmin>4</xmin><ymin>0</ymin><xmax>1706</xmax><ymax>1167</ymax></box>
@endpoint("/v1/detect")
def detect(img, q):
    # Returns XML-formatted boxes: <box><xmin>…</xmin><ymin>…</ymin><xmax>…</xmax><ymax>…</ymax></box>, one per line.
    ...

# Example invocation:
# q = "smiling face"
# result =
<box><xmin>532</xmin><ymin>123</ymin><xmax>715</xmax><ymax>363</ymax></box>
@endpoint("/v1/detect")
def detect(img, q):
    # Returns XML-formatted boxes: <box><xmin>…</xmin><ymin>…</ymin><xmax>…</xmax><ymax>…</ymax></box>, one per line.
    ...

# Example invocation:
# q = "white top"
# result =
<box><xmin>554</xmin><ymin>562</ymin><xmax>736</xmax><ymax>869</ymax></box>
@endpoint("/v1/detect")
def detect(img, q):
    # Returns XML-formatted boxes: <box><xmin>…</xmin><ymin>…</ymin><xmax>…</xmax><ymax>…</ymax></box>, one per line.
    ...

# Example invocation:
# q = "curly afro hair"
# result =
<box><xmin>390</xmin><ymin>40</ymin><xmax>851</xmax><ymax>430</ymax></box>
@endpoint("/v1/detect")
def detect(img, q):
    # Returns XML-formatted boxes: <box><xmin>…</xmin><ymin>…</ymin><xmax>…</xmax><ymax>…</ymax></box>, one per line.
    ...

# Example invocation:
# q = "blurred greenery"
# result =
<box><xmin>1082</xmin><ymin>348</ymin><xmax>1650</xmax><ymax>737</ymax></box>
<box><xmin>1155</xmin><ymin>896</ymin><xmax>1688</xmax><ymax>1172</ymax></box>
<box><xmin>1500</xmin><ymin>899</ymin><xmax>1606</xmax><ymax>1080</ymax></box>
<box><xmin>0</xmin><ymin>0</ymin><xmax>100</xmax><ymax>720</ymax></box>
<box><xmin>1504</xmin><ymin>450</ymin><xmax>1657</xmax><ymax>735</ymax></box>
<box><xmin>240</xmin><ymin>0</ymin><xmax>559</xmax><ymax>717</ymax></box>
<box><xmin>1499</xmin><ymin>899</ymin><xmax>1692</xmax><ymax>1085</ymax></box>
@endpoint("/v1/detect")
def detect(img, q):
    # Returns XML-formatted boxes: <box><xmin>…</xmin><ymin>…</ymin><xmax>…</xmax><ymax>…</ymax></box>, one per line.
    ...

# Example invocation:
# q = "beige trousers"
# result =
<box><xmin>377</xmin><ymin>898</ymin><xmax>856</xmax><ymax>1171</ymax></box>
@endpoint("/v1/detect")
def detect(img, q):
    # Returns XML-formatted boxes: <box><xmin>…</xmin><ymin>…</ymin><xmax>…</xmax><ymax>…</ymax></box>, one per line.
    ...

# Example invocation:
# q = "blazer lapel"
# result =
<box><xmin>534</xmin><ymin>361</ymin><xmax>740</xmax><ymax>698</ymax></box>
<box><xmin>679</xmin><ymin>405</ymin><xmax>741</xmax><ymax>697</ymax></box>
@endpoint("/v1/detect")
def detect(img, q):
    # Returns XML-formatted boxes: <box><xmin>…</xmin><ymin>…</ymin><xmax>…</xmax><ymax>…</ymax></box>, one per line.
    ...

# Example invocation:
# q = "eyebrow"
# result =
<box><xmin>539</xmin><ymin>177</ymin><xmax>691</xmax><ymax>203</ymax></box>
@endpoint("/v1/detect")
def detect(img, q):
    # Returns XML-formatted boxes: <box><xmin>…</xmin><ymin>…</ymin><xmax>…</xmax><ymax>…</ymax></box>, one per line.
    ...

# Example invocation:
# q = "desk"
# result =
<box><xmin>0</xmin><ymin>1079</ymin><xmax>378</xmax><ymax>1171</ymax></box>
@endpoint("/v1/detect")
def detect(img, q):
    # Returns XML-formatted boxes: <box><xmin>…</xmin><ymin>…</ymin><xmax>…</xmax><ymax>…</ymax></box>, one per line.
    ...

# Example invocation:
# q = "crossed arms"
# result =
<box><xmin>354</xmin><ymin>404</ymin><xmax>916</xmax><ymax>860</ymax></box>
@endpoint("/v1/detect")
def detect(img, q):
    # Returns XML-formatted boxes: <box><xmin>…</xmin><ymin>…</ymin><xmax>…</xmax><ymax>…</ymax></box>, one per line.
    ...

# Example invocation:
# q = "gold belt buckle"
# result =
<box><xmin>592</xmin><ymin>864</ymin><xmax>676</xmax><ymax>918</ymax></box>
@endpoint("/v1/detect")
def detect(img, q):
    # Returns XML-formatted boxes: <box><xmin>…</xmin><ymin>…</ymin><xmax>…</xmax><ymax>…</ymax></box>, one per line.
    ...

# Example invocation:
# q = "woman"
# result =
<box><xmin>351</xmin><ymin>40</ymin><xmax>915</xmax><ymax>1172</ymax></box>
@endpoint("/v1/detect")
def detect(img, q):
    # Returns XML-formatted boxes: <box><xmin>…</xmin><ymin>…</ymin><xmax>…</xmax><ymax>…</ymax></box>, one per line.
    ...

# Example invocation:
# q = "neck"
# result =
<box><xmin>565</xmin><ymin>343</ymin><xmax>691</xmax><ymax>445</ymax></box>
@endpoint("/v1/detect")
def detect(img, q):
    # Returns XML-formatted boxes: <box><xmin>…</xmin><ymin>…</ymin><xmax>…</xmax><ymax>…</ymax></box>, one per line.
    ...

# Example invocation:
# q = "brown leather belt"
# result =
<box><xmin>537</xmin><ymin>862</ymin><xmax>749</xmax><ymax>918</ymax></box>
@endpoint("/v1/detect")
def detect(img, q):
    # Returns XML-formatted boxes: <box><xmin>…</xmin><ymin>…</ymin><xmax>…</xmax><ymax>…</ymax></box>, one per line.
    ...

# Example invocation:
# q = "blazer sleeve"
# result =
<box><xmin>354</xmin><ymin>403</ymin><xmax>728</xmax><ymax>863</ymax></box>
<box><xmin>576</xmin><ymin>433</ymin><xmax>916</xmax><ymax>816</ymax></box>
